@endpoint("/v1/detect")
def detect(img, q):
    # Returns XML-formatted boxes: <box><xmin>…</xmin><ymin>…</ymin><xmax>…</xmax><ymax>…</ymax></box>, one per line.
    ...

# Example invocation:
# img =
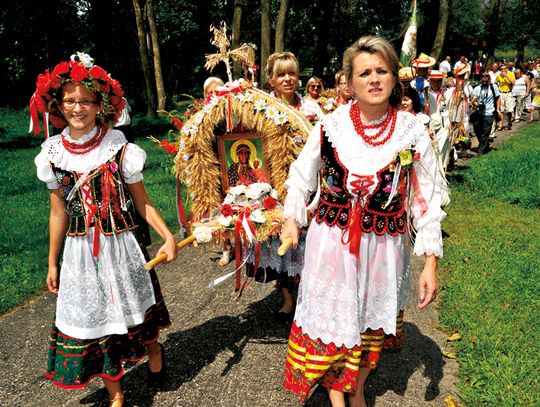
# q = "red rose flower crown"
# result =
<box><xmin>29</xmin><ymin>52</ymin><xmax>126</xmax><ymax>138</ymax></box>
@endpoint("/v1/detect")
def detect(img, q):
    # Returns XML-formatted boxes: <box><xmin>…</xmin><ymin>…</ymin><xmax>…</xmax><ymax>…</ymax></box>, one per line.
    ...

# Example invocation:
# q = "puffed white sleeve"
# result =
<box><xmin>283</xmin><ymin>122</ymin><xmax>323</xmax><ymax>227</ymax></box>
<box><xmin>121</xmin><ymin>143</ymin><xmax>147</xmax><ymax>184</ymax></box>
<box><xmin>410</xmin><ymin>124</ymin><xmax>447</xmax><ymax>257</ymax></box>
<box><xmin>35</xmin><ymin>147</ymin><xmax>59</xmax><ymax>189</ymax></box>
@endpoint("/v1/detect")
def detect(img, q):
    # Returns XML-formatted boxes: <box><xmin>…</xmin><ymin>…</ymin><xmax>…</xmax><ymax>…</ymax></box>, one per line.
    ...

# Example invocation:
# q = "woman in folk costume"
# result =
<box><xmin>444</xmin><ymin>63</ymin><xmax>473</xmax><ymax>169</ymax></box>
<box><xmin>245</xmin><ymin>52</ymin><xmax>323</xmax><ymax>322</ymax></box>
<box><xmin>266</xmin><ymin>51</ymin><xmax>324</xmax><ymax>122</ymax></box>
<box><xmin>280</xmin><ymin>36</ymin><xmax>445</xmax><ymax>406</ymax></box>
<box><xmin>32</xmin><ymin>53</ymin><xmax>176</xmax><ymax>406</ymax></box>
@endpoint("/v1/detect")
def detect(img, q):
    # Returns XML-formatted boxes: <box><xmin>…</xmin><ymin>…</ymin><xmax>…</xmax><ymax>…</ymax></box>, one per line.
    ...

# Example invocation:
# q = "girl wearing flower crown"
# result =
<box><xmin>32</xmin><ymin>52</ymin><xmax>177</xmax><ymax>406</ymax></box>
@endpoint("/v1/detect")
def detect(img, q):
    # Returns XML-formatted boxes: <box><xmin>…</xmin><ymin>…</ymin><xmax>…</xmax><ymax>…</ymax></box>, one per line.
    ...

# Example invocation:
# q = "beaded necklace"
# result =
<box><xmin>350</xmin><ymin>103</ymin><xmax>397</xmax><ymax>146</ymax></box>
<box><xmin>62</xmin><ymin>126</ymin><xmax>107</xmax><ymax>155</ymax></box>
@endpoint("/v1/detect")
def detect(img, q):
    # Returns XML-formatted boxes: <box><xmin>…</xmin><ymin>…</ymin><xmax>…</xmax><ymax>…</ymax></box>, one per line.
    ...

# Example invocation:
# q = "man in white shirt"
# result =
<box><xmin>439</xmin><ymin>56</ymin><xmax>452</xmax><ymax>73</ymax></box>
<box><xmin>488</xmin><ymin>62</ymin><xmax>500</xmax><ymax>84</ymax></box>
<box><xmin>453</xmin><ymin>56</ymin><xmax>466</xmax><ymax>71</ymax></box>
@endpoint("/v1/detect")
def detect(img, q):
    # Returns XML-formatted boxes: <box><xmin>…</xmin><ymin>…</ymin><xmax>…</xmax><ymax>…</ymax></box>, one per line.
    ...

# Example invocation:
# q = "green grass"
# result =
<box><xmin>0</xmin><ymin>108</ymin><xmax>180</xmax><ymax>315</ymax></box>
<box><xmin>459</xmin><ymin>126</ymin><xmax>540</xmax><ymax>208</ymax></box>
<box><xmin>440</xmin><ymin>125</ymin><xmax>540</xmax><ymax>405</ymax></box>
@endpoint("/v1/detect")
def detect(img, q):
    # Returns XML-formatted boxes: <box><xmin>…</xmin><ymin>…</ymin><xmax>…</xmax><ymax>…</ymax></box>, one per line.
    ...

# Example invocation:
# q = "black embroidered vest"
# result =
<box><xmin>52</xmin><ymin>145</ymin><xmax>139</xmax><ymax>237</ymax></box>
<box><xmin>314</xmin><ymin>129</ymin><xmax>408</xmax><ymax>236</ymax></box>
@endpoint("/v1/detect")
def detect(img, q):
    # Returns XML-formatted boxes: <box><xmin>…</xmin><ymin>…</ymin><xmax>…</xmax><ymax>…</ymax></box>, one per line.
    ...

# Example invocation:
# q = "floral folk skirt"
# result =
<box><xmin>284</xmin><ymin>311</ymin><xmax>404</xmax><ymax>401</ymax></box>
<box><xmin>45</xmin><ymin>268</ymin><xmax>171</xmax><ymax>389</ymax></box>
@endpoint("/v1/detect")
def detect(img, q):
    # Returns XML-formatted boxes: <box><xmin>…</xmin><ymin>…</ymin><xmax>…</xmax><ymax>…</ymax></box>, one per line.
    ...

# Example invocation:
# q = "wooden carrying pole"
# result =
<box><xmin>277</xmin><ymin>237</ymin><xmax>293</xmax><ymax>256</ymax></box>
<box><xmin>144</xmin><ymin>235</ymin><xmax>196</xmax><ymax>270</ymax></box>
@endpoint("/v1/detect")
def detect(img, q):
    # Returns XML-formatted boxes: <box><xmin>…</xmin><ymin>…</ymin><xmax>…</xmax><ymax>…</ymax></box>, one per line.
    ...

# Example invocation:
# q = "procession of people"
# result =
<box><xmin>29</xmin><ymin>28</ymin><xmax>538</xmax><ymax>407</ymax></box>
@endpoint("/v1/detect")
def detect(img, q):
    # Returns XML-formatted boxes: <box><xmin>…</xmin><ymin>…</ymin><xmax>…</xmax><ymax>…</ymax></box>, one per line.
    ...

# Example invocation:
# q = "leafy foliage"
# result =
<box><xmin>449</xmin><ymin>0</ymin><xmax>485</xmax><ymax>39</ymax></box>
<box><xmin>0</xmin><ymin>0</ymin><xmax>538</xmax><ymax>113</ymax></box>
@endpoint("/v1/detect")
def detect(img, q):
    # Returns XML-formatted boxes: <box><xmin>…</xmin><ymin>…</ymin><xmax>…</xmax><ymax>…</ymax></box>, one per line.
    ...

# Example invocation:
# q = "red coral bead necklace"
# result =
<box><xmin>62</xmin><ymin>126</ymin><xmax>107</xmax><ymax>154</ymax></box>
<box><xmin>350</xmin><ymin>103</ymin><xmax>396</xmax><ymax>146</ymax></box>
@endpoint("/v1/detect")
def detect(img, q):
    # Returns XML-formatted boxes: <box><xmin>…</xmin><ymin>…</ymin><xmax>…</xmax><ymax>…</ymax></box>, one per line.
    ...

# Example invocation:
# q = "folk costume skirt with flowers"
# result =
<box><xmin>46</xmin><ymin>228</ymin><xmax>171</xmax><ymax>388</ymax></box>
<box><xmin>283</xmin><ymin>221</ymin><xmax>411</xmax><ymax>400</ymax></box>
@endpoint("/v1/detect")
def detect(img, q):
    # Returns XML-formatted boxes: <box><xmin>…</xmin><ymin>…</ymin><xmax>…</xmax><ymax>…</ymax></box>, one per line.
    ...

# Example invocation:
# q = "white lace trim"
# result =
<box><xmin>294</xmin><ymin>221</ymin><xmax>411</xmax><ymax>348</ymax></box>
<box><xmin>322</xmin><ymin>106</ymin><xmax>423</xmax><ymax>182</ymax></box>
<box><xmin>40</xmin><ymin>127</ymin><xmax>127</xmax><ymax>173</ymax></box>
<box><xmin>56</xmin><ymin>228</ymin><xmax>156</xmax><ymax>339</ymax></box>
<box><xmin>283</xmin><ymin>190</ymin><xmax>309</xmax><ymax>227</ymax></box>
<box><xmin>35</xmin><ymin>127</ymin><xmax>146</xmax><ymax>187</ymax></box>
<box><xmin>246</xmin><ymin>235</ymin><xmax>305</xmax><ymax>276</ymax></box>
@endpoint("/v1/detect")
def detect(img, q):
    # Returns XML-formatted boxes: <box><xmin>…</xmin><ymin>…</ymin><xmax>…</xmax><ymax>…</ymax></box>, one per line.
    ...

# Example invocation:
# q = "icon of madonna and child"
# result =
<box><xmin>221</xmin><ymin>136</ymin><xmax>269</xmax><ymax>190</ymax></box>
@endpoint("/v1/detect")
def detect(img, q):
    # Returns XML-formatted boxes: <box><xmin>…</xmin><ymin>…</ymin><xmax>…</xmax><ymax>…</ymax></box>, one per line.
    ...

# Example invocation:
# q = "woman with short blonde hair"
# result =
<box><xmin>281</xmin><ymin>35</ymin><xmax>443</xmax><ymax>406</ymax></box>
<box><xmin>304</xmin><ymin>76</ymin><xmax>325</xmax><ymax>101</ymax></box>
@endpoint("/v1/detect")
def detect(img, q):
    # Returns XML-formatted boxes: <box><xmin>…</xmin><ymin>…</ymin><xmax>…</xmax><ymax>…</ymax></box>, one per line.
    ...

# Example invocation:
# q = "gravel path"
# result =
<box><xmin>0</xmin><ymin>245</ymin><xmax>456</xmax><ymax>407</ymax></box>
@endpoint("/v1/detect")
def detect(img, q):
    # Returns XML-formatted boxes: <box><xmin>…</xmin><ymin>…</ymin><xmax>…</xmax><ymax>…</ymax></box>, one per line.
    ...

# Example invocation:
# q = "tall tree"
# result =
<box><xmin>146</xmin><ymin>0</ymin><xmax>166</xmax><ymax>110</ymax></box>
<box><xmin>430</xmin><ymin>0</ymin><xmax>449</xmax><ymax>60</ymax></box>
<box><xmin>260</xmin><ymin>0</ymin><xmax>271</xmax><ymax>87</ymax></box>
<box><xmin>311</xmin><ymin>0</ymin><xmax>334</xmax><ymax>77</ymax></box>
<box><xmin>483</xmin><ymin>0</ymin><xmax>502</xmax><ymax>68</ymax></box>
<box><xmin>132</xmin><ymin>0</ymin><xmax>157</xmax><ymax>116</ymax></box>
<box><xmin>231</xmin><ymin>0</ymin><xmax>243</xmax><ymax>79</ymax></box>
<box><xmin>274</xmin><ymin>0</ymin><xmax>289</xmax><ymax>53</ymax></box>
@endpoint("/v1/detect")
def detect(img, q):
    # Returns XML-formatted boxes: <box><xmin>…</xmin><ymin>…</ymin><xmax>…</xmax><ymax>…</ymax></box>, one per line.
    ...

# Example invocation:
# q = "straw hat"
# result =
<box><xmin>399</xmin><ymin>67</ymin><xmax>416</xmax><ymax>81</ymax></box>
<box><xmin>454</xmin><ymin>62</ymin><xmax>471</xmax><ymax>77</ymax></box>
<box><xmin>428</xmin><ymin>70</ymin><xmax>444</xmax><ymax>79</ymax></box>
<box><xmin>413</xmin><ymin>53</ymin><xmax>436</xmax><ymax>68</ymax></box>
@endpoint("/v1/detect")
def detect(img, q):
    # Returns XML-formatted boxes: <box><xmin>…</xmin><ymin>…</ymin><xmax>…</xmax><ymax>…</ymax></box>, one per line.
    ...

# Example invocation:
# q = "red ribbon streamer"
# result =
<box><xmin>233</xmin><ymin>208</ymin><xmax>258</xmax><ymax>294</ymax></box>
<box><xmin>409</xmin><ymin>168</ymin><xmax>429</xmax><ymax>216</ymax></box>
<box><xmin>341</xmin><ymin>174</ymin><xmax>374</xmax><ymax>258</ymax></box>
<box><xmin>29</xmin><ymin>93</ymin><xmax>41</xmax><ymax>136</ymax></box>
<box><xmin>175</xmin><ymin>177</ymin><xmax>189</xmax><ymax>232</ymax></box>
<box><xmin>215</xmin><ymin>82</ymin><xmax>244</xmax><ymax>132</ymax></box>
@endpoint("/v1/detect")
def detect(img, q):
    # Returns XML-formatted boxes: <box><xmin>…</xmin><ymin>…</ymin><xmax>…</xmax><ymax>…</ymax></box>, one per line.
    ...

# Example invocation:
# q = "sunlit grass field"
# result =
<box><xmin>439</xmin><ymin>125</ymin><xmax>540</xmax><ymax>405</ymax></box>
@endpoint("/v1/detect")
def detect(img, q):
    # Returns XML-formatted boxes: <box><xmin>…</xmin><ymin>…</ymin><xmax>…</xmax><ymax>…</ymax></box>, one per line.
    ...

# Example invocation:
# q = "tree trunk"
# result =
<box><xmin>88</xmin><ymin>0</ymin><xmax>113</xmax><ymax>63</ymax></box>
<box><xmin>430</xmin><ymin>0</ymin><xmax>449</xmax><ymax>61</ymax></box>
<box><xmin>132</xmin><ymin>0</ymin><xmax>157</xmax><ymax>117</ymax></box>
<box><xmin>231</xmin><ymin>0</ymin><xmax>243</xmax><ymax>79</ymax></box>
<box><xmin>483</xmin><ymin>0</ymin><xmax>502</xmax><ymax>70</ymax></box>
<box><xmin>274</xmin><ymin>0</ymin><xmax>289</xmax><ymax>53</ymax></box>
<box><xmin>145</xmin><ymin>0</ymin><xmax>166</xmax><ymax>111</ymax></box>
<box><xmin>312</xmin><ymin>0</ymin><xmax>334</xmax><ymax>78</ymax></box>
<box><xmin>260</xmin><ymin>0</ymin><xmax>271</xmax><ymax>87</ymax></box>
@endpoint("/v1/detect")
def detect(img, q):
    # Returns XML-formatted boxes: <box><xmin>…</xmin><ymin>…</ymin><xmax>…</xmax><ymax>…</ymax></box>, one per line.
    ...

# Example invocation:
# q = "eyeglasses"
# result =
<box><xmin>61</xmin><ymin>99</ymin><xmax>98</xmax><ymax>109</ymax></box>
<box><xmin>309</xmin><ymin>85</ymin><xmax>322</xmax><ymax>89</ymax></box>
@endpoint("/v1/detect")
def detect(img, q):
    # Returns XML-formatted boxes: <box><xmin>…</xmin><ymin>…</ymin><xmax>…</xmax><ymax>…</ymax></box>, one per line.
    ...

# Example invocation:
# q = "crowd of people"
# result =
<box><xmin>302</xmin><ymin>55</ymin><xmax>539</xmax><ymax>160</ymax></box>
<box><xmin>29</xmin><ymin>40</ymin><xmax>537</xmax><ymax>407</ymax></box>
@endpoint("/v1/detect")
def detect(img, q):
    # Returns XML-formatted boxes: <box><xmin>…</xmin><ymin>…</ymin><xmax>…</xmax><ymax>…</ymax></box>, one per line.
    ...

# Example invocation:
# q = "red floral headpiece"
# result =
<box><xmin>29</xmin><ymin>52</ymin><xmax>125</xmax><ymax>138</ymax></box>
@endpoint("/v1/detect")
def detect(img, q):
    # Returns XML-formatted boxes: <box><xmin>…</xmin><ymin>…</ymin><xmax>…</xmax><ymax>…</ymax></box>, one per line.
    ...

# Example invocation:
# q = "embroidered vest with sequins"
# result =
<box><xmin>52</xmin><ymin>145</ymin><xmax>139</xmax><ymax>237</ymax></box>
<box><xmin>314</xmin><ymin>129</ymin><xmax>408</xmax><ymax>236</ymax></box>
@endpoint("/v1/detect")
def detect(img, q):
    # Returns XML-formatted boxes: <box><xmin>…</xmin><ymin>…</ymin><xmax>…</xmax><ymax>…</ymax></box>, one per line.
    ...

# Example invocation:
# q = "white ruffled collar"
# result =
<box><xmin>61</xmin><ymin>126</ymin><xmax>98</xmax><ymax>144</ymax></box>
<box><xmin>321</xmin><ymin>104</ymin><xmax>425</xmax><ymax>175</ymax></box>
<box><xmin>41</xmin><ymin>127</ymin><xmax>127</xmax><ymax>173</ymax></box>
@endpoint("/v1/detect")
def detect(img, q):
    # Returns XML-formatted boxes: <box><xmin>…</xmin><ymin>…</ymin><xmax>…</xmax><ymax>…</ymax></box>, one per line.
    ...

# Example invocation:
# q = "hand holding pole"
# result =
<box><xmin>144</xmin><ymin>235</ymin><xmax>196</xmax><ymax>269</ymax></box>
